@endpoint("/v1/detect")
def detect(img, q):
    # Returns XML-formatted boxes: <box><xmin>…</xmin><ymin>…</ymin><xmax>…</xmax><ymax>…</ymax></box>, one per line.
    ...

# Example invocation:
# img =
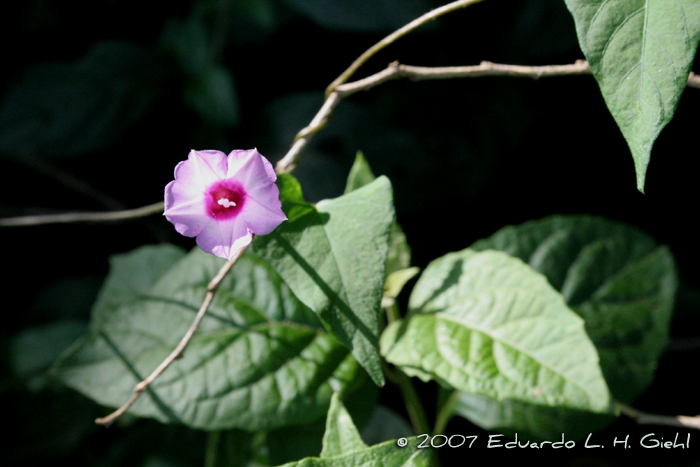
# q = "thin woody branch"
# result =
<box><xmin>276</xmin><ymin>60</ymin><xmax>700</xmax><ymax>175</ymax></box>
<box><xmin>5</xmin><ymin>61</ymin><xmax>696</xmax><ymax>208</ymax></box>
<box><xmin>335</xmin><ymin>59</ymin><xmax>592</xmax><ymax>95</ymax></box>
<box><xmin>619</xmin><ymin>403</ymin><xmax>700</xmax><ymax>430</ymax></box>
<box><xmin>95</xmin><ymin>245</ymin><xmax>247</xmax><ymax>426</ymax></box>
<box><xmin>326</xmin><ymin>0</ymin><xmax>487</xmax><ymax>95</ymax></box>
<box><xmin>0</xmin><ymin>202</ymin><xmax>165</xmax><ymax>227</ymax></box>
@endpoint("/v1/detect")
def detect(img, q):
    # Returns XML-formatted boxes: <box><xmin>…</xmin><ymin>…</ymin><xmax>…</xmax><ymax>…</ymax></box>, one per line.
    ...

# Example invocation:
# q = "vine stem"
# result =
<box><xmin>7</xmin><ymin>66</ymin><xmax>700</xmax><ymax>227</ymax></box>
<box><xmin>95</xmin><ymin>246</ymin><xmax>246</xmax><ymax>426</ymax></box>
<box><xmin>0</xmin><ymin>202</ymin><xmax>164</xmax><ymax>227</ymax></box>
<box><xmin>277</xmin><ymin>60</ymin><xmax>588</xmax><ymax>174</ymax></box>
<box><xmin>325</xmin><ymin>0</ymin><xmax>487</xmax><ymax>96</ymax></box>
<box><xmin>383</xmin><ymin>298</ymin><xmax>431</xmax><ymax>437</ymax></box>
<box><xmin>276</xmin><ymin>62</ymin><xmax>700</xmax><ymax>175</ymax></box>
<box><xmin>619</xmin><ymin>403</ymin><xmax>700</xmax><ymax>430</ymax></box>
<box><xmin>433</xmin><ymin>389</ymin><xmax>457</xmax><ymax>436</ymax></box>
<box><xmin>382</xmin><ymin>361</ymin><xmax>431</xmax><ymax>436</ymax></box>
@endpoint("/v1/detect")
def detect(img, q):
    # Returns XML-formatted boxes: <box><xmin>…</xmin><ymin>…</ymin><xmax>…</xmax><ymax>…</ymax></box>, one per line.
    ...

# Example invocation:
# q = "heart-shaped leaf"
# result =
<box><xmin>453</xmin><ymin>215</ymin><xmax>677</xmax><ymax>439</ymax></box>
<box><xmin>471</xmin><ymin>215</ymin><xmax>677</xmax><ymax>401</ymax></box>
<box><xmin>381</xmin><ymin>249</ymin><xmax>614</xmax><ymax>414</ymax></box>
<box><xmin>53</xmin><ymin>245</ymin><xmax>369</xmax><ymax>431</ymax></box>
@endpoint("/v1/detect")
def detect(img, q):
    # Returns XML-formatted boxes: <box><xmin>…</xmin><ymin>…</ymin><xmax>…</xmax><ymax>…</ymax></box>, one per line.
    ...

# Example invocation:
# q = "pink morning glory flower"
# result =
<box><xmin>164</xmin><ymin>149</ymin><xmax>287</xmax><ymax>259</ymax></box>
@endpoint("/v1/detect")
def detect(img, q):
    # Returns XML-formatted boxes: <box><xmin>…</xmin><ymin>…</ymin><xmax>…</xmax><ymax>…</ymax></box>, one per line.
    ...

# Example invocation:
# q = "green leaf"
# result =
<box><xmin>386</xmin><ymin>222</ymin><xmax>412</xmax><ymax>278</ymax></box>
<box><xmin>257</xmin><ymin>374</ymin><xmax>379</xmax><ymax>465</ymax></box>
<box><xmin>277</xmin><ymin>438</ymin><xmax>431</xmax><ymax>467</ymax></box>
<box><xmin>160</xmin><ymin>18</ymin><xmax>239</xmax><ymax>127</ymax></box>
<box><xmin>381</xmin><ymin>249</ymin><xmax>613</xmax><ymax>414</ymax></box>
<box><xmin>452</xmin><ymin>392</ymin><xmax>615</xmax><ymax>442</ymax></box>
<box><xmin>459</xmin><ymin>215</ymin><xmax>677</xmax><ymax>438</ymax></box>
<box><xmin>321</xmin><ymin>394</ymin><xmax>367</xmax><ymax>458</ymax></box>
<box><xmin>53</xmin><ymin>246</ymin><xmax>370</xmax><ymax>431</ymax></box>
<box><xmin>253</xmin><ymin>176</ymin><xmax>395</xmax><ymax>386</ymax></box>
<box><xmin>342</xmin><ymin>152</ymin><xmax>411</xmax><ymax>277</ymax></box>
<box><xmin>10</xmin><ymin>320</ymin><xmax>87</xmax><ymax>390</ymax></box>
<box><xmin>90</xmin><ymin>244</ymin><xmax>186</xmax><ymax>329</ymax></box>
<box><xmin>344</xmin><ymin>151</ymin><xmax>376</xmax><ymax>194</ymax></box>
<box><xmin>160</xmin><ymin>18</ymin><xmax>211</xmax><ymax>75</ymax></box>
<box><xmin>384</xmin><ymin>268</ymin><xmax>420</xmax><ymax>301</ymax></box>
<box><xmin>564</xmin><ymin>0</ymin><xmax>700</xmax><ymax>191</ymax></box>
<box><xmin>471</xmin><ymin>215</ymin><xmax>677</xmax><ymax>401</ymax></box>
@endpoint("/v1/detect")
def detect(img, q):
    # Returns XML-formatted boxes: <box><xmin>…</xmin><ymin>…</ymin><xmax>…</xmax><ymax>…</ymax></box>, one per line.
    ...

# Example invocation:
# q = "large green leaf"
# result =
<box><xmin>564</xmin><ymin>0</ymin><xmax>700</xmax><ymax>191</ymax></box>
<box><xmin>456</xmin><ymin>215</ymin><xmax>677</xmax><ymax>439</ymax></box>
<box><xmin>253</xmin><ymin>174</ymin><xmax>394</xmax><ymax>386</ymax></box>
<box><xmin>381</xmin><ymin>249</ymin><xmax>613</xmax><ymax>414</ymax></box>
<box><xmin>53</xmin><ymin>245</ymin><xmax>369</xmax><ymax>431</ymax></box>
<box><xmin>471</xmin><ymin>215</ymin><xmax>677</xmax><ymax>401</ymax></box>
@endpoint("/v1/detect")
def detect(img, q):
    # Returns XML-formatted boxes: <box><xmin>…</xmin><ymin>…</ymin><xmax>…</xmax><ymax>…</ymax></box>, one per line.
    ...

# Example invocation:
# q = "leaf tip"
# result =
<box><xmin>633</xmin><ymin>151</ymin><xmax>649</xmax><ymax>194</ymax></box>
<box><xmin>635</xmin><ymin>170</ymin><xmax>646</xmax><ymax>194</ymax></box>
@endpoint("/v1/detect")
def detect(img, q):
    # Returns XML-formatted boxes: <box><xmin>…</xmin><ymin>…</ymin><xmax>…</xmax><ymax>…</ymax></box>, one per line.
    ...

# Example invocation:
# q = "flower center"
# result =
<box><xmin>217</xmin><ymin>198</ymin><xmax>236</xmax><ymax>208</ymax></box>
<box><xmin>206</xmin><ymin>180</ymin><xmax>246</xmax><ymax>220</ymax></box>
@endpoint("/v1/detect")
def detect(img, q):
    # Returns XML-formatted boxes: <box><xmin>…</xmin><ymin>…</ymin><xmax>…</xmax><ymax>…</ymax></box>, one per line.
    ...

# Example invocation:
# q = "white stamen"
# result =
<box><xmin>218</xmin><ymin>197</ymin><xmax>236</xmax><ymax>208</ymax></box>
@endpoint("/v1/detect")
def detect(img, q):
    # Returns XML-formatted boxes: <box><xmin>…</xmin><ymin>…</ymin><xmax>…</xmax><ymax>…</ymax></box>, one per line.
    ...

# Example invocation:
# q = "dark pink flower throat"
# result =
<box><xmin>206</xmin><ymin>180</ymin><xmax>246</xmax><ymax>220</ymax></box>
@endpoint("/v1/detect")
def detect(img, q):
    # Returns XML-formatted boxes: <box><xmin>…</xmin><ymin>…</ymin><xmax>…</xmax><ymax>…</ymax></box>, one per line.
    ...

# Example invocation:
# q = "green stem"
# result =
<box><xmin>397</xmin><ymin>370</ymin><xmax>431</xmax><ymax>435</ymax></box>
<box><xmin>204</xmin><ymin>431</ymin><xmax>221</xmax><ymax>467</ymax></box>
<box><xmin>433</xmin><ymin>389</ymin><xmax>457</xmax><ymax>435</ymax></box>
<box><xmin>382</xmin><ymin>295</ymin><xmax>437</xmax><ymax>464</ymax></box>
<box><xmin>386</xmin><ymin>301</ymin><xmax>401</xmax><ymax>324</ymax></box>
<box><xmin>383</xmin><ymin>361</ymin><xmax>431</xmax><ymax>435</ymax></box>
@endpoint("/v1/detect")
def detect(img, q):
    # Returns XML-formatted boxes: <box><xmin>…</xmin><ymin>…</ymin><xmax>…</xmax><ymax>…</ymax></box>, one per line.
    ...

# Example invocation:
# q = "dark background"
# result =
<box><xmin>2</xmin><ymin>0</ymin><xmax>700</xmax><ymax>465</ymax></box>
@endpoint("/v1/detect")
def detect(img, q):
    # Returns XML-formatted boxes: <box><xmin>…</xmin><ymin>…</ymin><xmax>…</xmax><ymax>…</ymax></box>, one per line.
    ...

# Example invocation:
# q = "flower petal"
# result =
<box><xmin>195</xmin><ymin>216</ymin><xmax>252</xmax><ymax>260</ymax></box>
<box><xmin>178</xmin><ymin>150</ymin><xmax>229</xmax><ymax>190</ymax></box>
<box><xmin>164</xmin><ymin>181</ymin><xmax>210</xmax><ymax>236</ymax></box>
<box><xmin>226</xmin><ymin>149</ymin><xmax>277</xmax><ymax>192</ymax></box>
<box><xmin>239</xmin><ymin>185</ymin><xmax>287</xmax><ymax>235</ymax></box>
<box><xmin>165</xmin><ymin>177</ymin><xmax>205</xmax><ymax>212</ymax></box>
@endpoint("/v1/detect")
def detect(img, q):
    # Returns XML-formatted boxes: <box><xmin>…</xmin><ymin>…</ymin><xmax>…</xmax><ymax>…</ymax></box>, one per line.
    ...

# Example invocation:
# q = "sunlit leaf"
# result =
<box><xmin>253</xmin><ymin>175</ymin><xmax>395</xmax><ymax>386</ymax></box>
<box><xmin>453</xmin><ymin>215</ymin><xmax>677</xmax><ymax>439</ymax></box>
<box><xmin>382</xmin><ymin>249</ymin><xmax>613</xmax><ymax>414</ymax></box>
